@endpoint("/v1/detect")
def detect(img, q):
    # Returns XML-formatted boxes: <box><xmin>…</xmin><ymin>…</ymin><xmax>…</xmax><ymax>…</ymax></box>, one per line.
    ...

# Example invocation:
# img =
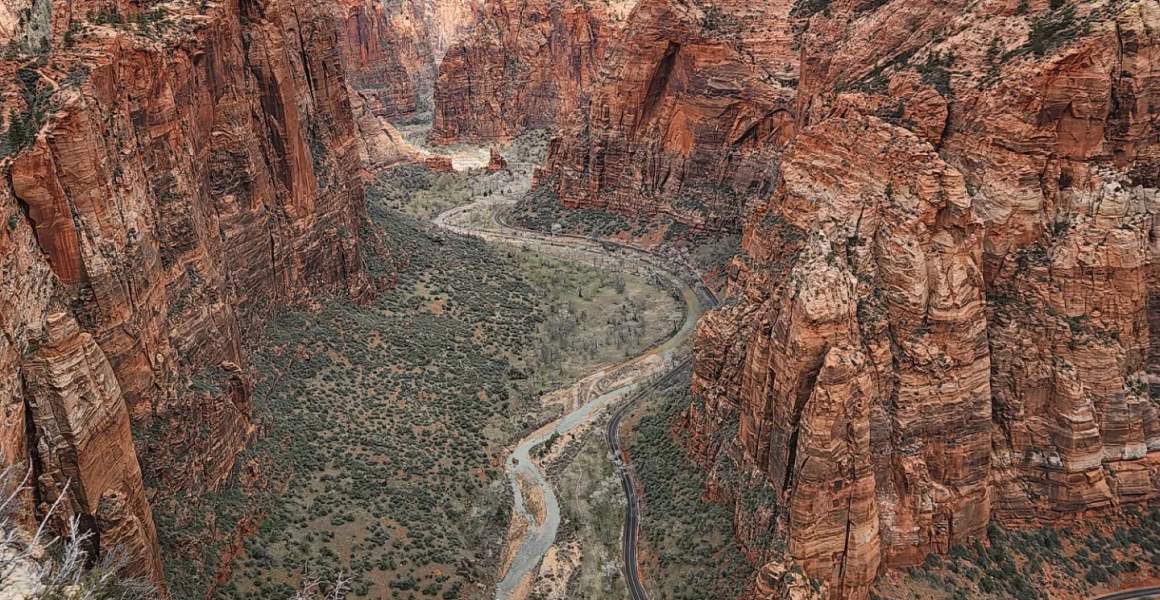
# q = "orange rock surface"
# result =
<box><xmin>334</xmin><ymin>0</ymin><xmax>481</xmax><ymax>120</ymax></box>
<box><xmin>430</xmin><ymin>0</ymin><xmax>635</xmax><ymax>144</ymax></box>
<box><xmin>539</xmin><ymin>0</ymin><xmax>798</xmax><ymax>232</ymax></box>
<box><xmin>0</xmin><ymin>0</ymin><xmax>374</xmax><ymax>586</ymax></box>
<box><xmin>563</xmin><ymin>0</ymin><xmax>1160</xmax><ymax>597</ymax></box>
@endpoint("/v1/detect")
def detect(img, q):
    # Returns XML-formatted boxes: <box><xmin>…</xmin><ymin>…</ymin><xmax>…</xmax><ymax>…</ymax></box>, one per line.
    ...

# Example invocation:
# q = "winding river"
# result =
<box><xmin>433</xmin><ymin>196</ymin><xmax>705</xmax><ymax>600</ymax></box>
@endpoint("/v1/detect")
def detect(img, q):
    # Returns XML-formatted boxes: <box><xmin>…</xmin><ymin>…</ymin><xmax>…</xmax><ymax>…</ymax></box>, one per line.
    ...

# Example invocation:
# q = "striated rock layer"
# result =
<box><xmin>336</xmin><ymin>0</ymin><xmax>480</xmax><ymax>121</ymax></box>
<box><xmin>690</xmin><ymin>113</ymin><xmax>991</xmax><ymax>597</ymax></box>
<box><xmin>336</xmin><ymin>0</ymin><xmax>432</xmax><ymax>119</ymax></box>
<box><xmin>1</xmin><ymin>0</ymin><xmax>373</xmax><ymax>586</ymax></box>
<box><xmin>349</xmin><ymin>85</ymin><xmax>424</xmax><ymax>175</ymax></box>
<box><xmin>675</xmin><ymin>0</ymin><xmax>1160</xmax><ymax>598</ymax></box>
<box><xmin>537</xmin><ymin>0</ymin><xmax>798</xmax><ymax>233</ymax></box>
<box><xmin>430</xmin><ymin>0</ymin><xmax>636</xmax><ymax>144</ymax></box>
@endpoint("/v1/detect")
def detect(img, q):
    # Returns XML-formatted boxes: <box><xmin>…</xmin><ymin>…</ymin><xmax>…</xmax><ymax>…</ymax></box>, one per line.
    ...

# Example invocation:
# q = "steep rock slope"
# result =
<box><xmin>687</xmin><ymin>0</ymin><xmax>1159</xmax><ymax>597</ymax></box>
<box><xmin>336</xmin><ymin>0</ymin><xmax>432</xmax><ymax>119</ymax></box>
<box><xmin>690</xmin><ymin>113</ymin><xmax>991</xmax><ymax>598</ymax></box>
<box><xmin>336</xmin><ymin>0</ymin><xmax>480</xmax><ymax>120</ymax></box>
<box><xmin>0</xmin><ymin>0</ymin><xmax>371</xmax><ymax>585</ymax></box>
<box><xmin>430</xmin><ymin>0</ymin><xmax>636</xmax><ymax>144</ymax></box>
<box><xmin>537</xmin><ymin>0</ymin><xmax>798</xmax><ymax>233</ymax></box>
<box><xmin>349</xmin><ymin>85</ymin><xmax>424</xmax><ymax>174</ymax></box>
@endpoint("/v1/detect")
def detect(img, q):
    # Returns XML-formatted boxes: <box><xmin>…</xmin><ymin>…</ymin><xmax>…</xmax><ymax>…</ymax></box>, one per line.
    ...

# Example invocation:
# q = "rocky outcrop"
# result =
<box><xmin>349</xmin><ymin>85</ymin><xmax>423</xmax><ymax>175</ymax></box>
<box><xmin>336</xmin><ymin>0</ymin><xmax>434</xmax><ymax>119</ymax></box>
<box><xmin>21</xmin><ymin>310</ymin><xmax>164</xmax><ymax>582</ymax></box>
<box><xmin>682</xmin><ymin>0</ymin><xmax>1158</xmax><ymax>597</ymax></box>
<box><xmin>424</xmin><ymin>154</ymin><xmax>455</xmax><ymax>172</ymax></box>
<box><xmin>487</xmin><ymin>147</ymin><xmax>507</xmax><ymax>173</ymax></box>
<box><xmin>1</xmin><ymin>0</ymin><xmax>372</xmax><ymax>585</ymax></box>
<box><xmin>538</xmin><ymin>0</ymin><xmax>798</xmax><ymax>233</ymax></box>
<box><xmin>691</xmin><ymin>113</ymin><xmax>991</xmax><ymax>598</ymax></box>
<box><xmin>430</xmin><ymin>0</ymin><xmax>636</xmax><ymax>144</ymax></box>
<box><xmin>335</xmin><ymin>0</ymin><xmax>480</xmax><ymax>121</ymax></box>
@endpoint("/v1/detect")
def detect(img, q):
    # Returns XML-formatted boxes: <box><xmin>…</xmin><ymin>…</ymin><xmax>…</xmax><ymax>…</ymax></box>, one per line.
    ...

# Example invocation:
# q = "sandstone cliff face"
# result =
<box><xmin>349</xmin><ymin>85</ymin><xmax>424</xmax><ymax>174</ymax></box>
<box><xmin>1</xmin><ymin>0</ymin><xmax>371</xmax><ymax>585</ymax></box>
<box><xmin>538</xmin><ymin>0</ymin><xmax>798</xmax><ymax>232</ymax></box>
<box><xmin>430</xmin><ymin>0</ymin><xmax>635</xmax><ymax>144</ymax></box>
<box><xmin>336</xmin><ymin>0</ymin><xmax>434</xmax><ymax>120</ymax></box>
<box><xmin>682</xmin><ymin>0</ymin><xmax>1158</xmax><ymax>597</ymax></box>
<box><xmin>0</xmin><ymin>0</ymin><xmax>31</xmax><ymax>45</ymax></box>
<box><xmin>336</xmin><ymin>0</ymin><xmax>479</xmax><ymax>121</ymax></box>
<box><xmin>690</xmin><ymin>113</ymin><xmax>991</xmax><ymax>597</ymax></box>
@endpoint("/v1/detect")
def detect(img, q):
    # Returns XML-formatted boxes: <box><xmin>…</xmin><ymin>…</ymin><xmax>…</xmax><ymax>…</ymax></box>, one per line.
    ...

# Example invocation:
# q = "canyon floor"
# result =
<box><xmin>158</xmin><ymin>125</ymin><xmax>705</xmax><ymax>600</ymax></box>
<box><xmin>198</xmin><ymin>123</ymin><xmax>1160</xmax><ymax>600</ymax></box>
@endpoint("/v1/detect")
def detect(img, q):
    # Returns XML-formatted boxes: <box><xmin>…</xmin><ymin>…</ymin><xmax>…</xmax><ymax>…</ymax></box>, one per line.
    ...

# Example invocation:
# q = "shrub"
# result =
<box><xmin>1026</xmin><ymin>3</ymin><xmax>1081</xmax><ymax>56</ymax></box>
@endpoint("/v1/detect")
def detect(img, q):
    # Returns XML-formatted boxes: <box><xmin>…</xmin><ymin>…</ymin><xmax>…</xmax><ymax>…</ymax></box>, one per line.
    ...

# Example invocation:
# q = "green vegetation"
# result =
<box><xmin>550</xmin><ymin>431</ymin><xmax>626</xmax><ymax>599</ymax></box>
<box><xmin>367</xmin><ymin>164</ymin><xmax>478</xmax><ymax>220</ymax></box>
<box><xmin>88</xmin><ymin>5</ymin><xmax>126</xmax><ymax>25</ymax></box>
<box><xmin>520</xmin><ymin>252</ymin><xmax>682</xmax><ymax>388</ymax></box>
<box><xmin>370</xmin><ymin>128</ymin><xmax>549</xmax><ymax>221</ymax></box>
<box><xmin>512</xmin><ymin>184</ymin><xmax>633</xmax><ymax>238</ymax></box>
<box><xmin>157</xmin><ymin>205</ymin><xmax>542</xmax><ymax>599</ymax></box>
<box><xmin>147</xmin><ymin>165</ymin><xmax>681</xmax><ymax>598</ymax></box>
<box><xmin>511</xmin><ymin>184</ymin><xmax>740</xmax><ymax>276</ymax></box>
<box><xmin>1025</xmin><ymin>3</ymin><xmax>1082</xmax><ymax>56</ymax></box>
<box><xmin>699</xmin><ymin>5</ymin><xmax>738</xmax><ymax>32</ymax></box>
<box><xmin>874</xmin><ymin>514</ymin><xmax>1160</xmax><ymax>599</ymax></box>
<box><xmin>3</xmin><ymin>65</ymin><xmax>54</xmax><ymax>157</ymax></box>
<box><xmin>790</xmin><ymin>0</ymin><xmax>831</xmax><ymax>18</ymax></box>
<box><xmin>627</xmin><ymin>376</ymin><xmax>753</xmax><ymax>600</ymax></box>
<box><xmin>917</xmin><ymin>50</ymin><xmax>955</xmax><ymax>97</ymax></box>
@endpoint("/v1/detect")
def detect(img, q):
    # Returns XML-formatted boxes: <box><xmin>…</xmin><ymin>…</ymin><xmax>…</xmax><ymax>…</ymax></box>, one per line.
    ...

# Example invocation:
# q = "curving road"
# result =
<box><xmin>1092</xmin><ymin>588</ymin><xmax>1160</xmax><ymax>600</ymax></box>
<box><xmin>606</xmin><ymin>359</ymin><xmax>690</xmax><ymax>600</ymax></box>
<box><xmin>605</xmin><ymin>283</ymin><xmax>718</xmax><ymax>600</ymax></box>
<box><xmin>434</xmin><ymin>197</ymin><xmax>706</xmax><ymax>600</ymax></box>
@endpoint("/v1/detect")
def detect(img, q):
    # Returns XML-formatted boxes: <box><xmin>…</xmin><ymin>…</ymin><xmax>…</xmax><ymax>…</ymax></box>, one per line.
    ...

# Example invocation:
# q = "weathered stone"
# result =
<box><xmin>487</xmin><ymin>147</ymin><xmax>508</xmax><ymax>173</ymax></box>
<box><xmin>0</xmin><ymin>0</ymin><xmax>375</xmax><ymax>585</ymax></box>
<box><xmin>431</xmin><ymin>0</ymin><xmax>635</xmax><ymax>144</ymax></box>
<box><xmin>539</xmin><ymin>0</ymin><xmax>797</xmax><ymax>232</ymax></box>
<box><xmin>685</xmin><ymin>0</ymin><xmax>1159</xmax><ymax>597</ymax></box>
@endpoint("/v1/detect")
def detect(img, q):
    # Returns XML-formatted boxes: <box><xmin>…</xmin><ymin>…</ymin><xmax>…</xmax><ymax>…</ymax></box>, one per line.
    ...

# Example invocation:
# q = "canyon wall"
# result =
<box><xmin>685</xmin><ymin>0</ymin><xmax>1159</xmax><ymax>597</ymax></box>
<box><xmin>337</xmin><ymin>0</ymin><xmax>479</xmax><ymax>121</ymax></box>
<box><xmin>429</xmin><ymin>0</ymin><xmax>636</xmax><ymax>144</ymax></box>
<box><xmin>336</xmin><ymin>0</ymin><xmax>432</xmax><ymax>120</ymax></box>
<box><xmin>1</xmin><ymin>0</ymin><xmax>371</xmax><ymax>586</ymax></box>
<box><xmin>537</xmin><ymin>0</ymin><xmax>798</xmax><ymax>233</ymax></box>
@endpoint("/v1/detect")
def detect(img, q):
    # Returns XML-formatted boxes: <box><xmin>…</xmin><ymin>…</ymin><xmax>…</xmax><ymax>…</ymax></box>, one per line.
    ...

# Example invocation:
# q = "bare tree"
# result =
<box><xmin>291</xmin><ymin>571</ymin><xmax>352</xmax><ymax>600</ymax></box>
<box><xmin>1</xmin><ymin>467</ymin><xmax>350</xmax><ymax>600</ymax></box>
<box><xmin>0</xmin><ymin>467</ymin><xmax>157</xmax><ymax>600</ymax></box>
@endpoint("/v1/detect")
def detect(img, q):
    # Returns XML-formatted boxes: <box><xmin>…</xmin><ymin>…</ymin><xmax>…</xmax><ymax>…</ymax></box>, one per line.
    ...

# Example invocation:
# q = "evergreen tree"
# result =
<box><xmin>7</xmin><ymin>109</ymin><xmax>27</xmax><ymax>151</ymax></box>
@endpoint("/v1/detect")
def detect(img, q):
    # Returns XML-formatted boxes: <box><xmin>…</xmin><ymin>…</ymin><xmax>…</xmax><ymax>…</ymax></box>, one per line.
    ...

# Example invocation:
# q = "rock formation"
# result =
<box><xmin>691</xmin><ymin>113</ymin><xmax>991</xmax><ymax>598</ymax></box>
<box><xmin>538</xmin><ymin>0</ymin><xmax>798</xmax><ymax>232</ymax></box>
<box><xmin>487</xmin><ymin>147</ymin><xmax>508</xmax><ymax>173</ymax></box>
<box><xmin>682</xmin><ymin>0</ymin><xmax>1159</xmax><ymax>597</ymax></box>
<box><xmin>0</xmin><ymin>0</ymin><xmax>373</xmax><ymax>585</ymax></box>
<box><xmin>424</xmin><ymin>154</ymin><xmax>455</xmax><ymax>172</ymax></box>
<box><xmin>336</xmin><ymin>0</ymin><xmax>480</xmax><ymax>121</ymax></box>
<box><xmin>349</xmin><ymin>85</ymin><xmax>423</xmax><ymax>175</ymax></box>
<box><xmin>335</xmin><ymin>0</ymin><xmax>432</xmax><ymax>120</ymax></box>
<box><xmin>430</xmin><ymin>0</ymin><xmax>636</xmax><ymax>144</ymax></box>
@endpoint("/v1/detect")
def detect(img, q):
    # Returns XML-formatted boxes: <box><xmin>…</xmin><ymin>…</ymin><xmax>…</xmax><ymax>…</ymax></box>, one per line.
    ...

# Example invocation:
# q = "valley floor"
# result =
<box><xmin>150</xmin><ymin>127</ymin><xmax>687</xmax><ymax>600</ymax></box>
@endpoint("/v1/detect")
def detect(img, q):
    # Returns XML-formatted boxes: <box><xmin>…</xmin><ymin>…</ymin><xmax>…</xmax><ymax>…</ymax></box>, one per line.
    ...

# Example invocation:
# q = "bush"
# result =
<box><xmin>1025</xmin><ymin>3</ymin><xmax>1081</xmax><ymax>56</ymax></box>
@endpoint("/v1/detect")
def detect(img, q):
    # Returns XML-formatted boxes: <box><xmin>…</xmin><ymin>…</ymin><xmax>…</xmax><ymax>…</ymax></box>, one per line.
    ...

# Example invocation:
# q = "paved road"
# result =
<box><xmin>435</xmin><ymin>198</ymin><xmax>705</xmax><ymax>600</ymax></box>
<box><xmin>492</xmin><ymin>203</ymin><xmax>722</xmax><ymax>600</ymax></box>
<box><xmin>606</xmin><ymin>359</ymin><xmax>692</xmax><ymax>600</ymax></box>
<box><xmin>604</xmin><ymin>282</ymin><xmax>719</xmax><ymax>600</ymax></box>
<box><xmin>1092</xmin><ymin>587</ymin><xmax>1160</xmax><ymax>600</ymax></box>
